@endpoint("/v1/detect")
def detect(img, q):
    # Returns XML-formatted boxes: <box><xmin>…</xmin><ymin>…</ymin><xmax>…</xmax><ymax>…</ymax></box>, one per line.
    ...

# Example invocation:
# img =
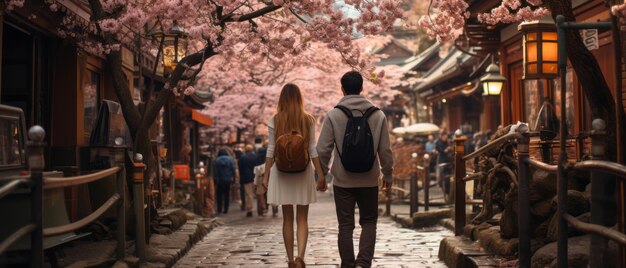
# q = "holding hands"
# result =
<box><xmin>316</xmin><ymin>172</ymin><xmax>327</xmax><ymax>192</ymax></box>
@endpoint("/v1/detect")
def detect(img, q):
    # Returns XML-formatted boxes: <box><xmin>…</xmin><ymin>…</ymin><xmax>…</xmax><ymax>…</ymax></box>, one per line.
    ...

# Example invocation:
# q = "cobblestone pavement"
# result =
<box><xmin>175</xmin><ymin>192</ymin><xmax>451</xmax><ymax>268</ymax></box>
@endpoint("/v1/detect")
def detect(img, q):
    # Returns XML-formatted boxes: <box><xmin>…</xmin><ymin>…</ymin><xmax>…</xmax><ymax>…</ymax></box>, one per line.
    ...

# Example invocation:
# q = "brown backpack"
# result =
<box><xmin>274</xmin><ymin>130</ymin><xmax>309</xmax><ymax>173</ymax></box>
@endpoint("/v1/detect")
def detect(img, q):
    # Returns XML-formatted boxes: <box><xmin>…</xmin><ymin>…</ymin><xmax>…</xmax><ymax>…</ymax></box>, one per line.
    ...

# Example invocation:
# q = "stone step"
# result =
<box><xmin>438</xmin><ymin>236</ymin><xmax>493</xmax><ymax>268</ymax></box>
<box><xmin>140</xmin><ymin>217</ymin><xmax>219</xmax><ymax>268</ymax></box>
<box><xmin>392</xmin><ymin>208</ymin><xmax>453</xmax><ymax>228</ymax></box>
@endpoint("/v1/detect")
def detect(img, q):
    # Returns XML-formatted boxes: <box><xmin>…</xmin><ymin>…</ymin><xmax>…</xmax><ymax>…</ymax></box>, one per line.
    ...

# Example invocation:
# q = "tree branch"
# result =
<box><xmin>88</xmin><ymin>0</ymin><xmax>142</xmax><ymax>134</ymax></box>
<box><xmin>142</xmin><ymin>45</ymin><xmax>217</xmax><ymax>129</ymax></box>
<box><xmin>222</xmin><ymin>4</ymin><xmax>282</xmax><ymax>23</ymax></box>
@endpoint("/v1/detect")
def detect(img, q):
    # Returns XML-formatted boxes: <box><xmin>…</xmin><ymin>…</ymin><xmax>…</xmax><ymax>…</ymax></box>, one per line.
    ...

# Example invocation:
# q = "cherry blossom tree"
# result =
<box><xmin>419</xmin><ymin>0</ymin><xmax>626</xmax><ymax>161</ymax></box>
<box><xmin>1</xmin><ymin>0</ymin><xmax>407</xmax><ymax>183</ymax></box>
<box><xmin>200</xmin><ymin>37</ymin><xmax>404</xmax><ymax>138</ymax></box>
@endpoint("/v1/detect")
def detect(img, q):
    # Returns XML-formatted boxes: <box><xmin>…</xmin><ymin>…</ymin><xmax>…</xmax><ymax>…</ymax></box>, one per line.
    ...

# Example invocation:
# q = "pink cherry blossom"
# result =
<box><xmin>198</xmin><ymin>36</ymin><xmax>403</xmax><ymax>132</ymax></box>
<box><xmin>4</xmin><ymin>0</ymin><xmax>407</xmax><ymax>135</ymax></box>
<box><xmin>420</xmin><ymin>0</ymin><xmax>551</xmax><ymax>43</ymax></box>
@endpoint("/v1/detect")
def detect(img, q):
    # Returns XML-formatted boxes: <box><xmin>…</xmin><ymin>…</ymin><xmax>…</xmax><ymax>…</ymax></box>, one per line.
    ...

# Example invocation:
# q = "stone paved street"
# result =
<box><xmin>175</xmin><ymin>191</ymin><xmax>451</xmax><ymax>267</ymax></box>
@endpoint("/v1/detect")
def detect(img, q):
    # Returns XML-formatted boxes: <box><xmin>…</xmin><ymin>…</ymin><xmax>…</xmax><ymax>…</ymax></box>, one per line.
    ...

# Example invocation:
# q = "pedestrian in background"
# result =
<box><xmin>214</xmin><ymin>148</ymin><xmax>236</xmax><ymax>214</ymax></box>
<box><xmin>435</xmin><ymin>132</ymin><xmax>452</xmax><ymax>197</ymax></box>
<box><xmin>254</xmin><ymin>147</ymin><xmax>268</xmax><ymax>216</ymax></box>
<box><xmin>234</xmin><ymin>146</ymin><xmax>246</xmax><ymax>210</ymax></box>
<box><xmin>254</xmin><ymin>140</ymin><xmax>279</xmax><ymax>216</ymax></box>
<box><xmin>238</xmin><ymin>144</ymin><xmax>257</xmax><ymax>217</ymax></box>
<box><xmin>262</xmin><ymin>84</ymin><xmax>326</xmax><ymax>268</ymax></box>
<box><xmin>317</xmin><ymin>71</ymin><xmax>394</xmax><ymax>268</ymax></box>
<box><xmin>425</xmin><ymin>134</ymin><xmax>436</xmax><ymax>153</ymax></box>
<box><xmin>224</xmin><ymin>147</ymin><xmax>241</xmax><ymax>209</ymax></box>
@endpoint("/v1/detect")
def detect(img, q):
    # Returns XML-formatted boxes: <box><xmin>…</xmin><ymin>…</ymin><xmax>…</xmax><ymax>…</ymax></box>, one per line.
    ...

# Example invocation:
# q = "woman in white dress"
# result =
<box><xmin>262</xmin><ymin>84</ymin><xmax>327</xmax><ymax>268</ymax></box>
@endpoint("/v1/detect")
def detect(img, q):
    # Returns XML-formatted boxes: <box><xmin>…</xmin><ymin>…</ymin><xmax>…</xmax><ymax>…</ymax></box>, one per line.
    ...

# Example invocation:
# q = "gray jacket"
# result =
<box><xmin>316</xmin><ymin>95</ymin><xmax>394</xmax><ymax>188</ymax></box>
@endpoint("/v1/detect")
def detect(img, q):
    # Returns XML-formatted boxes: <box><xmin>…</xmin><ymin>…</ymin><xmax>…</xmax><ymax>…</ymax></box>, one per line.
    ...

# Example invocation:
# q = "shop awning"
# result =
<box><xmin>192</xmin><ymin>110</ymin><xmax>213</xmax><ymax>127</ymax></box>
<box><xmin>425</xmin><ymin>80</ymin><xmax>481</xmax><ymax>103</ymax></box>
<box><xmin>400</xmin><ymin>44</ymin><xmax>441</xmax><ymax>72</ymax></box>
<box><xmin>413</xmin><ymin>48</ymin><xmax>477</xmax><ymax>93</ymax></box>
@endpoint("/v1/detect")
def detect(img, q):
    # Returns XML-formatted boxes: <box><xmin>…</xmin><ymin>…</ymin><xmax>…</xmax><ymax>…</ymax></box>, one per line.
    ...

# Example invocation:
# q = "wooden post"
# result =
<box><xmin>556</xmin><ymin>16</ymin><xmax>569</xmax><ymax>268</ymax></box>
<box><xmin>113</xmin><ymin>147</ymin><xmax>126</xmax><ymax>260</ymax></box>
<box><xmin>196</xmin><ymin>161</ymin><xmax>206</xmax><ymax>215</ymax></box>
<box><xmin>517</xmin><ymin>133</ymin><xmax>531</xmax><ymax>268</ymax></box>
<box><xmin>540</xmin><ymin>140</ymin><xmax>551</xmax><ymax>163</ymax></box>
<box><xmin>454</xmin><ymin>138</ymin><xmax>467</xmax><ymax>236</ymax></box>
<box><xmin>424</xmin><ymin>154</ymin><xmax>431</xmax><ymax>212</ymax></box>
<box><xmin>410</xmin><ymin>153</ymin><xmax>419</xmax><ymax>217</ymax></box>
<box><xmin>589</xmin><ymin>119</ymin><xmax>616</xmax><ymax>268</ymax></box>
<box><xmin>610</xmin><ymin>14</ymin><xmax>625</xmax><ymax>268</ymax></box>
<box><xmin>132</xmin><ymin>154</ymin><xmax>147</xmax><ymax>260</ymax></box>
<box><xmin>27</xmin><ymin>126</ymin><xmax>45</xmax><ymax>268</ymax></box>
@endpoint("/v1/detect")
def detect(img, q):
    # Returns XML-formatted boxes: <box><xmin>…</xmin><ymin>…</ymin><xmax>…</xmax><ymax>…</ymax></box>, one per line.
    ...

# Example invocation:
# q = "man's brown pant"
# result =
<box><xmin>333</xmin><ymin>185</ymin><xmax>379</xmax><ymax>268</ymax></box>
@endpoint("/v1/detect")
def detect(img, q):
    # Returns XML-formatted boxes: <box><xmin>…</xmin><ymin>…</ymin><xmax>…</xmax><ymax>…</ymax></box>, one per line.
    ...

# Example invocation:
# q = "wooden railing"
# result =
<box><xmin>0</xmin><ymin>126</ymin><xmax>45</xmax><ymax>266</ymax></box>
<box><xmin>0</xmin><ymin>126</ymin><xmax>128</xmax><ymax>267</ymax></box>
<box><xmin>454</xmin><ymin>119</ymin><xmax>626</xmax><ymax>268</ymax></box>
<box><xmin>455</xmin><ymin>128</ymin><xmax>538</xmax><ymax>268</ymax></box>
<box><xmin>0</xmin><ymin>176</ymin><xmax>41</xmax><ymax>263</ymax></box>
<box><xmin>524</xmin><ymin>121</ymin><xmax>626</xmax><ymax>268</ymax></box>
<box><xmin>408</xmin><ymin>155</ymin><xmax>434</xmax><ymax>216</ymax></box>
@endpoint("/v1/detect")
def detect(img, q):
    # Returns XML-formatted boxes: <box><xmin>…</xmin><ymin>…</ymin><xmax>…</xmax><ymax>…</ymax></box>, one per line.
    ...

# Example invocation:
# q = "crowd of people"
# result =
<box><xmin>421</xmin><ymin>128</ymin><xmax>494</xmax><ymax>197</ymax></box>
<box><xmin>201</xmin><ymin>141</ymin><xmax>280</xmax><ymax>218</ymax></box>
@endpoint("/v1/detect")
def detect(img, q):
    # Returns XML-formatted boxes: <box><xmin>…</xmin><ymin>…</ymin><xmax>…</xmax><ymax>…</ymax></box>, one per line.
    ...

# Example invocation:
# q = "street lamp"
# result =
<box><xmin>480</xmin><ymin>62</ymin><xmax>506</xmax><ymax>96</ymax></box>
<box><xmin>151</xmin><ymin>23</ymin><xmax>188</xmax><ymax>76</ymax></box>
<box><xmin>518</xmin><ymin>20</ymin><xmax>558</xmax><ymax>80</ymax></box>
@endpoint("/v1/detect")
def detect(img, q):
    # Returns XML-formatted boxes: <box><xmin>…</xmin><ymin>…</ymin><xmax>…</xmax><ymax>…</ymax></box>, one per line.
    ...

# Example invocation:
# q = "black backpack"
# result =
<box><xmin>334</xmin><ymin>105</ymin><xmax>379</xmax><ymax>173</ymax></box>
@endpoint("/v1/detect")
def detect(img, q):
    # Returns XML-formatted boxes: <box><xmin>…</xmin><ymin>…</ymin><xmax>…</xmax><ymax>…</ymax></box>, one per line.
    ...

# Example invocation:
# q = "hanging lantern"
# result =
<box><xmin>518</xmin><ymin>20</ymin><xmax>558</xmax><ymax>79</ymax></box>
<box><xmin>151</xmin><ymin>23</ymin><xmax>188</xmax><ymax>76</ymax></box>
<box><xmin>480</xmin><ymin>63</ymin><xmax>506</xmax><ymax>96</ymax></box>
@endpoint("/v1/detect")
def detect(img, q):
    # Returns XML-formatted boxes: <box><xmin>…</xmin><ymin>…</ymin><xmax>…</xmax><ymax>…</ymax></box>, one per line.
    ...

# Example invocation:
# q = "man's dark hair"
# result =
<box><xmin>341</xmin><ymin>71</ymin><xmax>363</xmax><ymax>95</ymax></box>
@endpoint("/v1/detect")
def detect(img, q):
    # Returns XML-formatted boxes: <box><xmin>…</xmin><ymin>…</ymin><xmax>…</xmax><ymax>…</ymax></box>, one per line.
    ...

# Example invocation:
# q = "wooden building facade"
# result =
<box><xmin>457</xmin><ymin>0</ymin><xmax>624</xmax><ymax>136</ymax></box>
<box><xmin>0</xmin><ymin>0</ymin><xmax>213</xmax><ymax>218</ymax></box>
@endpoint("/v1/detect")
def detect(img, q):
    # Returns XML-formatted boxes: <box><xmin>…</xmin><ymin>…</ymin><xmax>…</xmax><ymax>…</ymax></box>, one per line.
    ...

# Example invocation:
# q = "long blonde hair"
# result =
<box><xmin>274</xmin><ymin>84</ymin><xmax>313</xmax><ymax>143</ymax></box>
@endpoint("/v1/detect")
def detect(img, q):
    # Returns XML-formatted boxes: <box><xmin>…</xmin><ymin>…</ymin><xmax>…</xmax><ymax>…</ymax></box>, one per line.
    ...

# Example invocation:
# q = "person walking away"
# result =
<box><xmin>254</xmin><ymin>147</ymin><xmax>268</xmax><ymax>216</ymax></box>
<box><xmin>425</xmin><ymin>134</ymin><xmax>436</xmax><ymax>153</ymax></box>
<box><xmin>214</xmin><ymin>149</ymin><xmax>236</xmax><ymax>214</ymax></box>
<box><xmin>435</xmin><ymin>132</ymin><xmax>453</xmax><ymax>197</ymax></box>
<box><xmin>238</xmin><ymin>144</ymin><xmax>257</xmax><ymax>217</ymax></box>
<box><xmin>254</xmin><ymin>141</ymin><xmax>279</xmax><ymax>216</ymax></box>
<box><xmin>235</xmin><ymin>146</ymin><xmax>247</xmax><ymax>210</ymax></box>
<box><xmin>224</xmin><ymin>147</ymin><xmax>242</xmax><ymax>209</ymax></box>
<box><xmin>316</xmin><ymin>71</ymin><xmax>394</xmax><ymax>268</ymax></box>
<box><xmin>262</xmin><ymin>84</ymin><xmax>326</xmax><ymax>268</ymax></box>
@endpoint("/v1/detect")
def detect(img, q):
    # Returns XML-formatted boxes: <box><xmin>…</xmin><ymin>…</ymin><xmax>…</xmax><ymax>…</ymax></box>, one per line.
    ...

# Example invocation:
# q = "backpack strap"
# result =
<box><xmin>363</xmin><ymin>106</ymin><xmax>380</xmax><ymax>119</ymax></box>
<box><xmin>334</xmin><ymin>105</ymin><xmax>355</xmax><ymax>119</ymax></box>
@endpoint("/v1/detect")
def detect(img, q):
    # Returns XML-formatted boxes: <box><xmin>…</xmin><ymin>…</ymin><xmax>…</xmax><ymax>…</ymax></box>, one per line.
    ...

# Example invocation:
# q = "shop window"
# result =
<box><xmin>0</xmin><ymin>117</ymin><xmax>22</xmax><ymax>167</ymax></box>
<box><xmin>523</xmin><ymin>69</ymin><xmax>574</xmax><ymax>136</ymax></box>
<box><xmin>83</xmin><ymin>68</ymin><xmax>100</xmax><ymax>140</ymax></box>
<box><xmin>523</xmin><ymin>79</ymin><xmax>546</xmax><ymax>131</ymax></box>
<box><xmin>552</xmin><ymin>70</ymin><xmax>575</xmax><ymax>136</ymax></box>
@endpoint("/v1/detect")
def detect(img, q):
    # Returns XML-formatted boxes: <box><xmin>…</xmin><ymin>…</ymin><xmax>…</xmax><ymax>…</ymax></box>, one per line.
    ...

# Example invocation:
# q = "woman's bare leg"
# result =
<box><xmin>296</xmin><ymin>205</ymin><xmax>309</xmax><ymax>259</ymax></box>
<box><xmin>282</xmin><ymin>205</ymin><xmax>295</xmax><ymax>262</ymax></box>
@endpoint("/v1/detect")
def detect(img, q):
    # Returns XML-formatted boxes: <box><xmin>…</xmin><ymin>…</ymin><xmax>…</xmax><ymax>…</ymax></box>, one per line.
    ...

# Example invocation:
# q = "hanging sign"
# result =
<box><xmin>581</xmin><ymin>29</ymin><xmax>599</xmax><ymax>51</ymax></box>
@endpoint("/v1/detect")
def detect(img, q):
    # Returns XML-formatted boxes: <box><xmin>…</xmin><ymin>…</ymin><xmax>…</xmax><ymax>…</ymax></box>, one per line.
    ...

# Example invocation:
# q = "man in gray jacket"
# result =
<box><xmin>316</xmin><ymin>71</ymin><xmax>394</xmax><ymax>268</ymax></box>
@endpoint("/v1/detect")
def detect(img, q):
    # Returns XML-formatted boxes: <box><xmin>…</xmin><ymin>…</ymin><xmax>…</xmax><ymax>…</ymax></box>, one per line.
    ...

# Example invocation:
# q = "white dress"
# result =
<box><xmin>266</xmin><ymin>117</ymin><xmax>318</xmax><ymax>206</ymax></box>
